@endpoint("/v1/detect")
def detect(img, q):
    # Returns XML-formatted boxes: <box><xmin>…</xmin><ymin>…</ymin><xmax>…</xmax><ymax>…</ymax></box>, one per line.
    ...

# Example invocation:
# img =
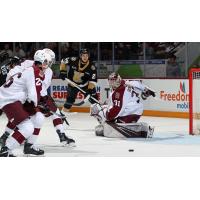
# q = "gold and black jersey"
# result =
<box><xmin>61</xmin><ymin>57</ymin><xmax>97</xmax><ymax>87</ymax></box>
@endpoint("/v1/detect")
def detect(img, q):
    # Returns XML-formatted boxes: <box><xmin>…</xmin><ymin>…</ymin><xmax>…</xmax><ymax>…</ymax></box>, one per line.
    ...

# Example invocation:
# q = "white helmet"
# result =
<box><xmin>34</xmin><ymin>50</ymin><xmax>46</xmax><ymax>64</ymax></box>
<box><xmin>43</xmin><ymin>48</ymin><xmax>55</xmax><ymax>67</ymax></box>
<box><xmin>108</xmin><ymin>72</ymin><xmax>122</xmax><ymax>89</ymax></box>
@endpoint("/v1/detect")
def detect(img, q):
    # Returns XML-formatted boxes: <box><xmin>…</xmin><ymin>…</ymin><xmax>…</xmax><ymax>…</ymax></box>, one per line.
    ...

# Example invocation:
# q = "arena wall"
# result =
<box><xmin>50</xmin><ymin>78</ymin><xmax>189</xmax><ymax>118</ymax></box>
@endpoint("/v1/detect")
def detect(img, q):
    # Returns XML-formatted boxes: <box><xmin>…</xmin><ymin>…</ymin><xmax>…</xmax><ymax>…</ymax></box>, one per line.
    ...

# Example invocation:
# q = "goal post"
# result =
<box><xmin>189</xmin><ymin>68</ymin><xmax>200</xmax><ymax>135</ymax></box>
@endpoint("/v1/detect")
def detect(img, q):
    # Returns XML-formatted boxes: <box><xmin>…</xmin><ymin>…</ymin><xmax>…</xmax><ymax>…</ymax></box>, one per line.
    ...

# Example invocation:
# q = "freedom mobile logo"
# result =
<box><xmin>160</xmin><ymin>82</ymin><xmax>189</xmax><ymax>109</ymax></box>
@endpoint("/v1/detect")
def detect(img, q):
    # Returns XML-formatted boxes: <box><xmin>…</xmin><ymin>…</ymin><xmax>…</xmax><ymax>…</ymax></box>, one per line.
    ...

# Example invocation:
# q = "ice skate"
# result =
<box><xmin>0</xmin><ymin>131</ymin><xmax>10</xmax><ymax>147</ymax></box>
<box><xmin>0</xmin><ymin>146</ymin><xmax>15</xmax><ymax>157</ymax></box>
<box><xmin>56</xmin><ymin>130</ymin><xmax>76</xmax><ymax>147</ymax></box>
<box><xmin>23</xmin><ymin>142</ymin><xmax>44</xmax><ymax>156</ymax></box>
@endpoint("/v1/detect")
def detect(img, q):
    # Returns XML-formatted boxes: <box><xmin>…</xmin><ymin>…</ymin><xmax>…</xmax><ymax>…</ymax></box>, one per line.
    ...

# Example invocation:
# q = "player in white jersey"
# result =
<box><xmin>0</xmin><ymin>50</ymin><xmax>47</xmax><ymax>156</ymax></box>
<box><xmin>0</xmin><ymin>49</ymin><xmax>75</xmax><ymax>148</ymax></box>
<box><xmin>90</xmin><ymin>72</ymin><xmax>155</xmax><ymax>138</ymax></box>
<box><xmin>27</xmin><ymin>48</ymin><xmax>75</xmax><ymax>146</ymax></box>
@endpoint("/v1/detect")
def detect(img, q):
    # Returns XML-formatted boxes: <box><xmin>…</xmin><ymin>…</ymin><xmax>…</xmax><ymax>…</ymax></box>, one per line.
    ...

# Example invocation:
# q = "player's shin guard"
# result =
<box><xmin>6</xmin><ymin>119</ymin><xmax>34</xmax><ymax>150</ymax></box>
<box><xmin>26</xmin><ymin>128</ymin><xmax>40</xmax><ymax>144</ymax></box>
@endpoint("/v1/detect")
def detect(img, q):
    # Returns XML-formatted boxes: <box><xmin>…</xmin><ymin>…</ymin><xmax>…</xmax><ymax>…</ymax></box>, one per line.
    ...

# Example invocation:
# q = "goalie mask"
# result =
<box><xmin>108</xmin><ymin>72</ymin><xmax>122</xmax><ymax>90</ymax></box>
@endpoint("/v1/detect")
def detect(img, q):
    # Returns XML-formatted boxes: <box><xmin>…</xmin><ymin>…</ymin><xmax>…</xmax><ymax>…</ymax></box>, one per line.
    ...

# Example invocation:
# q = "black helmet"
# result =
<box><xmin>79</xmin><ymin>48</ymin><xmax>90</xmax><ymax>57</ymax></box>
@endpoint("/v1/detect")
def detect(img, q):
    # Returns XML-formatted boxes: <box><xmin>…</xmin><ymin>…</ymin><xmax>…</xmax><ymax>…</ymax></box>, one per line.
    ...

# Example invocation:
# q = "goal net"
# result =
<box><xmin>189</xmin><ymin>68</ymin><xmax>200</xmax><ymax>135</ymax></box>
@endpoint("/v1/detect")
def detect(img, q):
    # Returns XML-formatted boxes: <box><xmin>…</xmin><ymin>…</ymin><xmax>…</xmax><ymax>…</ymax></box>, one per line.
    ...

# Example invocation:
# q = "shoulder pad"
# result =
<box><xmin>62</xmin><ymin>57</ymin><xmax>70</xmax><ymax>64</ymax></box>
<box><xmin>71</xmin><ymin>57</ymin><xmax>77</xmax><ymax>61</ymax></box>
<box><xmin>91</xmin><ymin>65</ymin><xmax>96</xmax><ymax>71</ymax></box>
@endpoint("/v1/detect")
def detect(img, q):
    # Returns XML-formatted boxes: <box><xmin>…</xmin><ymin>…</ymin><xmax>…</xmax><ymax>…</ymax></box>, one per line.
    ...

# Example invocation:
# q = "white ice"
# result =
<box><xmin>1</xmin><ymin>113</ymin><xmax>200</xmax><ymax>156</ymax></box>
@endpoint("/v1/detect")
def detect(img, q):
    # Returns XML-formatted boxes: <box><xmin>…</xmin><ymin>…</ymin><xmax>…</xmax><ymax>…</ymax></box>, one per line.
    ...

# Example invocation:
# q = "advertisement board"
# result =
<box><xmin>50</xmin><ymin>78</ymin><xmax>189</xmax><ymax>116</ymax></box>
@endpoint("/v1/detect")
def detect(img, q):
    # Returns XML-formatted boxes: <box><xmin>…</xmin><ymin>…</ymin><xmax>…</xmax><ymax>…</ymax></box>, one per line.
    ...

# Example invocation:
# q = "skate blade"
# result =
<box><xmin>61</xmin><ymin>142</ymin><xmax>76</xmax><ymax>148</ymax></box>
<box><xmin>23</xmin><ymin>154</ymin><xmax>45</xmax><ymax>157</ymax></box>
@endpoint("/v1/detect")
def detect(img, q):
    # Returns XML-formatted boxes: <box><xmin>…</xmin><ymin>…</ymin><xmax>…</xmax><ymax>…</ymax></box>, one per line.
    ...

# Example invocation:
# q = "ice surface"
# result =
<box><xmin>1</xmin><ymin>113</ymin><xmax>200</xmax><ymax>156</ymax></box>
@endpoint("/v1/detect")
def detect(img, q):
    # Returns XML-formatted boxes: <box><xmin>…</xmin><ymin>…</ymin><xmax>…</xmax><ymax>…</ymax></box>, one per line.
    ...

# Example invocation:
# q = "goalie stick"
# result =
<box><xmin>65</xmin><ymin>78</ymin><xmax>101</xmax><ymax>105</ymax></box>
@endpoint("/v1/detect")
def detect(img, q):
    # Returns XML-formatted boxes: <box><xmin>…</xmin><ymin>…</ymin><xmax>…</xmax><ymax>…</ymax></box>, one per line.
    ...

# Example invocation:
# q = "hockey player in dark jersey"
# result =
<box><xmin>0</xmin><ymin>54</ymin><xmax>22</xmax><ymax>87</ymax></box>
<box><xmin>0</xmin><ymin>52</ymin><xmax>10</xmax><ymax>87</ymax></box>
<box><xmin>59</xmin><ymin>48</ymin><xmax>98</xmax><ymax>113</ymax></box>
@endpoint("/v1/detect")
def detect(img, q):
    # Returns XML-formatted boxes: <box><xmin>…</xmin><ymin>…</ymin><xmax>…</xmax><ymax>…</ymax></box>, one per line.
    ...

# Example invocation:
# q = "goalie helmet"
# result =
<box><xmin>43</xmin><ymin>48</ymin><xmax>55</xmax><ymax>67</ymax></box>
<box><xmin>108</xmin><ymin>72</ymin><xmax>122</xmax><ymax>89</ymax></box>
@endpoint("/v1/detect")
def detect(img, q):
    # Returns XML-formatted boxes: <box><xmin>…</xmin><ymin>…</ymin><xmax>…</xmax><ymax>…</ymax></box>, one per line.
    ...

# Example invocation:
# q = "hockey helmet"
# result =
<box><xmin>43</xmin><ymin>48</ymin><xmax>56</xmax><ymax>67</ymax></box>
<box><xmin>34</xmin><ymin>50</ymin><xmax>46</xmax><ymax>64</ymax></box>
<box><xmin>108</xmin><ymin>72</ymin><xmax>122</xmax><ymax>89</ymax></box>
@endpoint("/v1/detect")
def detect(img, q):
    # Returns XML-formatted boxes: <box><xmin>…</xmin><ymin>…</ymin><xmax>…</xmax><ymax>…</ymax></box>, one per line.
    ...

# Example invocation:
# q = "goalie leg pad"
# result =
<box><xmin>97</xmin><ymin>122</ymin><xmax>154</xmax><ymax>138</ymax></box>
<box><xmin>95</xmin><ymin>125</ymin><xmax>104</xmax><ymax>136</ymax></box>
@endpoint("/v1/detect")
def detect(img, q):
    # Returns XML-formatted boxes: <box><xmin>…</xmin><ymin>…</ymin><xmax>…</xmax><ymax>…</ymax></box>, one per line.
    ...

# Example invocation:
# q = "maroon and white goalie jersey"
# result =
<box><xmin>106</xmin><ymin>80</ymin><xmax>145</xmax><ymax>121</ymax></box>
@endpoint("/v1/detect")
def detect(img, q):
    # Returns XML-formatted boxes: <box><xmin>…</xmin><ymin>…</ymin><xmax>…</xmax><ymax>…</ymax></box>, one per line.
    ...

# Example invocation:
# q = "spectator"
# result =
<box><xmin>0</xmin><ymin>43</ymin><xmax>13</xmax><ymax>57</ymax></box>
<box><xmin>166</xmin><ymin>54</ymin><xmax>181</xmax><ymax>77</ymax></box>
<box><xmin>145</xmin><ymin>43</ymin><xmax>155</xmax><ymax>59</ymax></box>
<box><xmin>13</xmin><ymin>45</ymin><xmax>26</xmax><ymax>58</ymax></box>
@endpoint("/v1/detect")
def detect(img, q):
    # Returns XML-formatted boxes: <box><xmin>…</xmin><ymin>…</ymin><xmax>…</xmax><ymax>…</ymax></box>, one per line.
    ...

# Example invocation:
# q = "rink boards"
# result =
<box><xmin>49</xmin><ymin>78</ymin><xmax>189</xmax><ymax>118</ymax></box>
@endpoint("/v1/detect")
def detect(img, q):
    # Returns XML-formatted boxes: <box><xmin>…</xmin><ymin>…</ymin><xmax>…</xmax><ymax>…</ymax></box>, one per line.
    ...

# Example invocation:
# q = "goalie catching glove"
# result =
<box><xmin>141</xmin><ymin>87</ymin><xmax>156</xmax><ymax>100</ymax></box>
<box><xmin>90</xmin><ymin>103</ymin><xmax>107</xmax><ymax>124</ymax></box>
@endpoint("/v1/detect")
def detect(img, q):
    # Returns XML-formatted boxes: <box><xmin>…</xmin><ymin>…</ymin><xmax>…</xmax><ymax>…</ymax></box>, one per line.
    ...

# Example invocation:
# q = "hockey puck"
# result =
<box><xmin>128</xmin><ymin>149</ymin><xmax>134</xmax><ymax>152</ymax></box>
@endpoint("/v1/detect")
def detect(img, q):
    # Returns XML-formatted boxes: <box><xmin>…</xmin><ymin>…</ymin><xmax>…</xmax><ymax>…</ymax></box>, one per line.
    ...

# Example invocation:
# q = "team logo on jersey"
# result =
<box><xmin>115</xmin><ymin>92</ymin><xmax>120</xmax><ymax>99</ymax></box>
<box><xmin>73</xmin><ymin>71</ymin><xmax>84</xmax><ymax>83</ymax></box>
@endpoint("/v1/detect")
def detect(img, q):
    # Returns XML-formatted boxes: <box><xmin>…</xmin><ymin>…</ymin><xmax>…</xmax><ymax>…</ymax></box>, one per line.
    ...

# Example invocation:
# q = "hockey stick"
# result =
<box><xmin>37</xmin><ymin>105</ymin><xmax>69</xmax><ymax>125</ymax></box>
<box><xmin>47</xmin><ymin>96</ymin><xmax>70</xmax><ymax>126</ymax></box>
<box><xmin>65</xmin><ymin>78</ymin><xmax>101</xmax><ymax>105</ymax></box>
<box><xmin>55</xmin><ymin>99</ymin><xmax>88</xmax><ymax>106</ymax></box>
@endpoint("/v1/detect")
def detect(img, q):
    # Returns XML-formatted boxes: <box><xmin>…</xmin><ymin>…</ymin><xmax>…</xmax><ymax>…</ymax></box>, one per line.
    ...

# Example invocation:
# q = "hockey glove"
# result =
<box><xmin>23</xmin><ymin>101</ymin><xmax>37</xmax><ymax>115</ymax></box>
<box><xmin>90</xmin><ymin>103</ymin><xmax>107</xmax><ymax>124</ymax></box>
<box><xmin>141</xmin><ymin>88</ymin><xmax>156</xmax><ymax>100</ymax></box>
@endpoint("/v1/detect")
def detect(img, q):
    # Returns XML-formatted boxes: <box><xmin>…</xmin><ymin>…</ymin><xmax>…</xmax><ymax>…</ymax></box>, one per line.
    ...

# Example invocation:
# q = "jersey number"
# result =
<box><xmin>35</xmin><ymin>78</ymin><xmax>42</xmax><ymax>86</ymax></box>
<box><xmin>114</xmin><ymin>100</ymin><xmax>120</xmax><ymax>107</ymax></box>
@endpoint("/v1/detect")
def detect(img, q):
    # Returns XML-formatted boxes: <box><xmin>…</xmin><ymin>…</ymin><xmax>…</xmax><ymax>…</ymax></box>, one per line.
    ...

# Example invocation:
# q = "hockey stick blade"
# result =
<box><xmin>37</xmin><ymin>105</ymin><xmax>67</xmax><ymax>120</ymax></box>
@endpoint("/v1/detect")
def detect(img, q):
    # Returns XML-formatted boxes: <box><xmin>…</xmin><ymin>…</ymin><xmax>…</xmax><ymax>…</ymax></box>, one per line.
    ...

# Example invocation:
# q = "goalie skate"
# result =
<box><xmin>147</xmin><ymin>126</ymin><xmax>154</xmax><ymax>138</ymax></box>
